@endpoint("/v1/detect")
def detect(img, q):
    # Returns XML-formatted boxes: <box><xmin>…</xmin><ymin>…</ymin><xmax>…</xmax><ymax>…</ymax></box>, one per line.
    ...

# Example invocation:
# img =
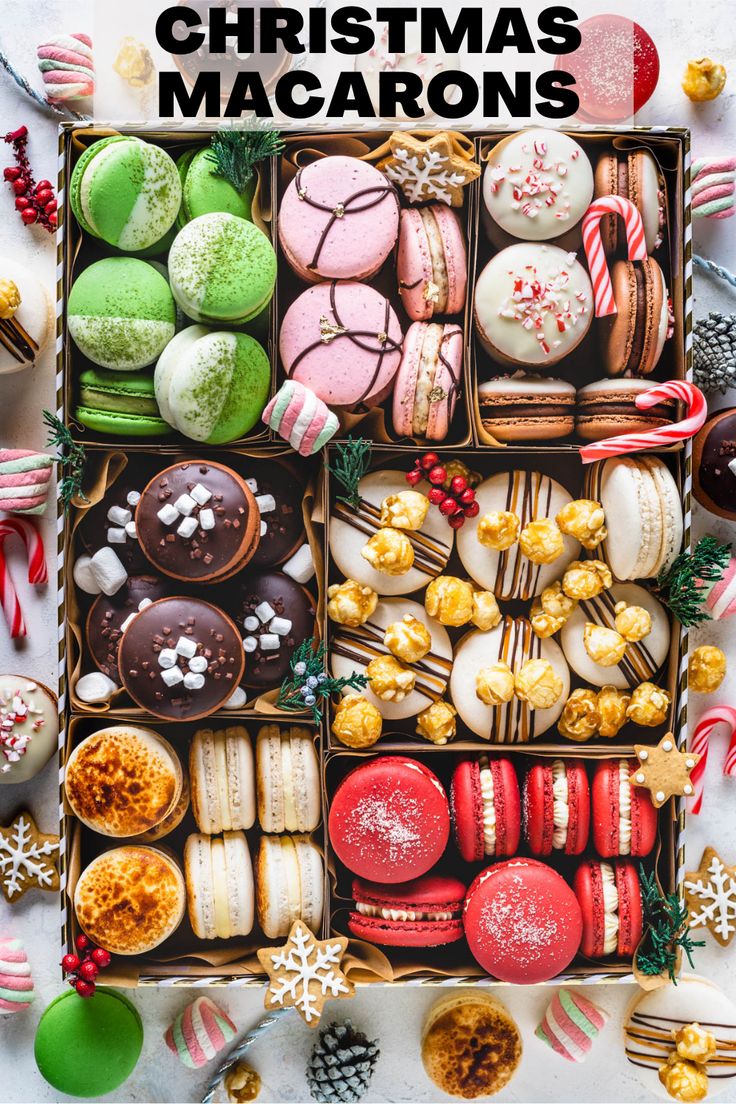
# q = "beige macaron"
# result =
<box><xmin>256</xmin><ymin>835</ymin><xmax>324</xmax><ymax>939</ymax></box>
<box><xmin>421</xmin><ymin>993</ymin><xmax>522</xmax><ymax>1099</ymax></box>
<box><xmin>65</xmin><ymin>725</ymin><xmax>183</xmax><ymax>838</ymax></box>
<box><xmin>184</xmin><ymin>830</ymin><xmax>255</xmax><ymax>941</ymax></box>
<box><xmin>256</xmin><ymin>725</ymin><xmax>321</xmax><ymax>834</ymax></box>
<box><xmin>74</xmin><ymin>845</ymin><xmax>186</xmax><ymax>955</ymax></box>
<box><xmin>189</xmin><ymin>726</ymin><xmax>255</xmax><ymax>834</ymax></box>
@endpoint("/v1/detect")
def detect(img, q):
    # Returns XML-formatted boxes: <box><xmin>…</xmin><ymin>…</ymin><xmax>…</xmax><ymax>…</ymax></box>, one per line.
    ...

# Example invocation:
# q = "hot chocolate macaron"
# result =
<box><xmin>392</xmin><ymin>322</ymin><xmax>462</xmax><ymax>442</ymax></box>
<box><xmin>85</xmin><ymin>575</ymin><xmax>170</xmax><ymax>682</ymax></box>
<box><xmin>477</xmin><ymin>376</ymin><xmax>576</xmax><ymax>442</ymax></box>
<box><xmin>229</xmin><ymin>570</ymin><xmax>317</xmax><ymax>691</ymax></box>
<box><xmin>397</xmin><ymin>205</ymin><xmax>467</xmax><ymax>321</ymax></box>
<box><xmin>693</xmin><ymin>408</ymin><xmax>736</xmax><ymax>520</ymax></box>
<box><xmin>594</xmin><ymin>148</ymin><xmax>665</xmax><ymax>253</ymax></box>
<box><xmin>599</xmin><ymin>258</ymin><xmax>672</xmax><ymax>376</ymax></box>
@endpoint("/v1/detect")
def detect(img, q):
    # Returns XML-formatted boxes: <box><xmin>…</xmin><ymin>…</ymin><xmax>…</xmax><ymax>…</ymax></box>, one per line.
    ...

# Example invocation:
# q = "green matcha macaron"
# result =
<box><xmin>76</xmin><ymin>367</ymin><xmax>172</xmax><ymax>437</ymax></box>
<box><xmin>34</xmin><ymin>987</ymin><xmax>143</xmax><ymax>1098</ymax></box>
<box><xmin>71</xmin><ymin>135</ymin><xmax>181</xmax><ymax>253</ymax></box>
<box><xmin>155</xmin><ymin>325</ymin><xmax>271</xmax><ymax>443</ymax></box>
<box><xmin>68</xmin><ymin>258</ymin><xmax>176</xmax><ymax>371</ymax></box>
<box><xmin>177</xmin><ymin>146</ymin><xmax>255</xmax><ymax>228</ymax></box>
<box><xmin>168</xmin><ymin>212</ymin><xmax>277</xmax><ymax>325</ymax></box>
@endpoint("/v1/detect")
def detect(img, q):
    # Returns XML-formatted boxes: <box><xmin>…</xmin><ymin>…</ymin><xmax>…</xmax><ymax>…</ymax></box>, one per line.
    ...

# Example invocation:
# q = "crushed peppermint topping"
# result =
<box><xmin>0</xmin><ymin>683</ymin><xmax>45</xmax><ymax>772</ymax></box>
<box><xmin>487</xmin><ymin>147</ymin><xmax>573</xmax><ymax>220</ymax></box>
<box><xmin>498</xmin><ymin>262</ymin><xmax>589</xmax><ymax>355</ymax></box>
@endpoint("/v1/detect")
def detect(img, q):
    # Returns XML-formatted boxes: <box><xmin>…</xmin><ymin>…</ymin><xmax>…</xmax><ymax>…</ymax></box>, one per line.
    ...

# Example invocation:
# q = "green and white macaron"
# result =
<box><xmin>168</xmin><ymin>213</ymin><xmax>276</xmax><ymax>325</ymax></box>
<box><xmin>71</xmin><ymin>135</ymin><xmax>181</xmax><ymax>253</ymax></box>
<box><xmin>154</xmin><ymin>325</ymin><xmax>271</xmax><ymax>444</ymax></box>
<box><xmin>176</xmin><ymin>147</ymin><xmax>255</xmax><ymax>228</ymax></box>
<box><xmin>68</xmin><ymin>258</ymin><xmax>177</xmax><ymax>371</ymax></box>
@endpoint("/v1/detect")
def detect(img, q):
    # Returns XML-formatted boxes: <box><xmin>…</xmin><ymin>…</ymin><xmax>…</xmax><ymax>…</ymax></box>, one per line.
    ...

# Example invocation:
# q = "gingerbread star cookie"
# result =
<box><xmin>684</xmin><ymin>846</ymin><xmax>736</xmax><ymax>948</ymax></box>
<box><xmin>0</xmin><ymin>810</ymin><xmax>59</xmax><ymax>902</ymax></box>
<box><xmin>257</xmin><ymin>920</ymin><xmax>354</xmax><ymax>1027</ymax></box>
<box><xmin>629</xmin><ymin>733</ymin><xmax>700</xmax><ymax>809</ymax></box>
<box><xmin>379</xmin><ymin>132</ymin><xmax>480</xmax><ymax>207</ymax></box>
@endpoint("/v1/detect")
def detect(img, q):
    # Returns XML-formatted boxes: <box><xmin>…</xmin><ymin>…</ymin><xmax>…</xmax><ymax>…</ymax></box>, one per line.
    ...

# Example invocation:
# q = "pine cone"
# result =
<box><xmin>693</xmin><ymin>312</ymin><xmax>736</xmax><ymax>393</ymax></box>
<box><xmin>306</xmin><ymin>1020</ymin><xmax>380</xmax><ymax>1103</ymax></box>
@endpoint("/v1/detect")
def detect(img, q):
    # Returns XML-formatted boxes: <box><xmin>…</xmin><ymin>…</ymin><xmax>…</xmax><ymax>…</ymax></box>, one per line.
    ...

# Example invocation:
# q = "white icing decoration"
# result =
<box><xmin>0</xmin><ymin>814</ymin><xmax>58</xmax><ymax>899</ymax></box>
<box><xmin>685</xmin><ymin>855</ymin><xmax>736</xmax><ymax>943</ymax></box>
<box><xmin>385</xmin><ymin>146</ymin><xmax>466</xmax><ymax>205</ymax></box>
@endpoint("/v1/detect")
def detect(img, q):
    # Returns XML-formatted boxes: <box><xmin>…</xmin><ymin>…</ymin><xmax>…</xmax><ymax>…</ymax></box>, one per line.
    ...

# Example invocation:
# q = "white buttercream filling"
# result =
<box><xmin>478</xmin><ymin>756</ymin><xmax>497</xmax><ymax>855</ymax></box>
<box><xmin>551</xmin><ymin>759</ymin><xmax>569</xmax><ymax>850</ymax></box>
<box><xmin>601</xmin><ymin>862</ymin><xmax>620</xmax><ymax>955</ymax></box>
<box><xmin>355</xmin><ymin>903</ymin><xmax>455</xmax><ymax>922</ymax></box>
<box><xmin>618</xmin><ymin>759</ymin><xmax>632</xmax><ymax>854</ymax></box>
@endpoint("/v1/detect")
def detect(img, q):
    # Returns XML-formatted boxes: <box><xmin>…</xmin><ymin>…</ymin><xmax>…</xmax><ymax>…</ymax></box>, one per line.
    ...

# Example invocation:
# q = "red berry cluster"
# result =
<box><xmin>61</xmin><ymin>934</ymin><xmax>112</xmax><ymax>999</ymax></box>
<box><xmin>406</xmin><ymin>452</ymin><xmax>479</xmax><ymax>530</ymax></box>
<box><xmin>3</xmin><ymin>126</ymin><xmax>57</xmax><ymax>232</ymax></box>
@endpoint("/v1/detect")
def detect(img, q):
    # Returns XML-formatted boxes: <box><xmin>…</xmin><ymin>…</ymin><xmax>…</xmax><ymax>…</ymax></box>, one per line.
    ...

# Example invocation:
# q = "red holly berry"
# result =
<box><xmin>463</xmin><ymin>501</ymin><xmax>480</xmax><ymax>518</ymax></box>
<box><xmin>11</xmin><ymin>180</ymin><xmax>26</xmax><ymax>196</ymax></box>
<box><xmin>420</xmin><ymin>452</ymin><xmax>439</xmax><ymax>472</ymax></box>
<box><xmin>450</xmin><ymin>476</ymin><xmax>468</xmax><ymax>496</ymax></box>
<box><xmin>75</xmin><ymin>934</ymin><xmax>90</xmax><ymax>952</ymax></box>
<box><xmin>79</xmin><ymin>961</ymin><xmax>99</xmax><ymax>982</ymax></box>
<box><xmin>45</xmin><ymin>199</ymin><xmax>57</xmax><ymax>213</ymax></box>
<box><xmin>459</xmin><ymin>488</ymin><xmax>476</xmax><ymax>506</ymax></box>
<box><xmin>3</xmin><ymin>167</ymin><xmax>20</xmax><ymax>182</ymax></box>
<box><xmin>62</xmin><ymin>954</ymin><xmax>80</xmax><ymax>973</ymax></box>
<box><xmin>20</xmin><ymin>207</ymin><xmax>37</xmax><ymax>225</ymax></box>
<box><xmin>427</xmin><ymin>487</ymin><xmax>445</xmax><ymax>505</ymax></box>
<box><xmin>405</xmin><ymin>468</ymin><xmax>423</xmax><ymax>487</ymax></box>
<box><xmin>91</xmin><ymin>948</ymin><xmax>111</xmax><ymax>969</ymax></box>
<box><xmin>14</xmin><ymin>197</ymin><xmax>28</xmax><ymax>212</ymax></box>
<box><xmin>75</xmin><ymin>979</ymin><xmax>96</xmax><ymax>999</ymax></box>
<box><xmin>448</xmin><ymin>513</ymin><xmax>466</xmax><ymax>529</ymax></box>
<box><xmin>35</xmin><ymin>188</ymin><xmax>53</xmax><ymax>205</ymax></box>
<box><xmin>428</xmin><ymin>465</ymin><xmax>447</xmax><ymax>486</ymax></box>
<box><xmin>48</xmin><ymin>212</ymin><xmax>57</xmax><ymax>228</ymax></box>
<box><xmin>439</xmin><ymin>497</ymin><xmax>457</xmax><ymax>516</ymax></box>
<box><xmin>35</xmin><ymin>179</ymin><xmax>51</xmax><ymax>192</ymax></box>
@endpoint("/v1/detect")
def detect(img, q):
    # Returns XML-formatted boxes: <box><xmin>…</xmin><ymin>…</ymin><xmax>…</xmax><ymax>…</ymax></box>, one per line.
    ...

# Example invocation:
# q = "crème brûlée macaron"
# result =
<box><xmin>594</xmin><ymin>147</ymin><xmax>664</xmax><ymax>254</ymax></box>
<box><xmin>693</xmin><ymin>408</ymin><xmax>736</xmax><ymax>521</ymax></box>
<box><xmin>64</xmin><ymin>724</ymin><xmax>183</xmax><ymax>838</ymax></box>
<box><xmin>74</xmin><ymin>845</ymin><xmax>186</xmax><ymax>954</ymax></box>
<box><xmin>450</xmin><ymin>755</ymin><xmax>521</xmax><ymax>862</ymax></box>
<box><xmin>477</xmin><ymin>375</ymin><xmax>576</xmax><ymax>442</ymax></box>
<box><xmin>348</xmin><ymin>874</ymin><xmax>466</xmax><ymax>947</ymax></box>
<box><xmin>256</xmin><ymin>724</ymin><xmax>320</xmax><ymax>834</ymax></box>
<box><xmin>75</xmin><ymin>367</ymin><xmax>172</xmax><ymax>438</ymax></box>
<box><xmin>392</xmin><ymin>322</ymin><xmax>463</xmax><ymax>442</ymax></box>
<box><xmin>184</xmin><ymin>830</ymin><xmax>255</xmax><ymax>940</ymax></box>
<box><xmin>524</xmin><ymin>758</ymin><xmax>590</xmax><ymax>857</ymax></box>
<box><xmin>599</xmin><ymin>257</ymin><xmax>672</xmax><ymax>377</ymax></box>
<box><xmin>189</xmin><ymin>725</ymin><xmax>256</xmax><ymax>834</ymax></box>
<box><xmin>421</xmin><ymin>993</ymin><xmax>522</xmax><ymax>1099</ymax></box>
<box><xmin>574</xmin><ymin>859</ymin><xmax>643</xmax><ymax>959</ymax></box>
<box><xmin>256</xmin><ymin>834</ymin><xmax>324</xmax><ymax>939</ymax></box>
<box><xmin>575</xmin><ymin>377</ymin><xmax>676</xmax><ymax>442</ymax></box>
<box><xmin>592</xmin><ymin>758</ymin><xmax>657</xmax><ymax>858</ymax></box>
<box><xmin>397</xmin><ymin>205</ymin><xmax>467</xmax><ymax>321</ymax></box>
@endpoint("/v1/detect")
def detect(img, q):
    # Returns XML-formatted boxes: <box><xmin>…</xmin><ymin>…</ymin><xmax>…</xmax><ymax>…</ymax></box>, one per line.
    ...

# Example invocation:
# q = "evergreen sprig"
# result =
<box><xmin>327</xmin><ymin>437</ymin><xmax>372</xmax><ymax>511</ymax></box>
<box><xmin>277</xmin><ymin>637</ymin><xmax>368</xmax><ymax>724</ymax></box>
<box><xmin>637</xmin><ymin>867</ymin><xmax>703</xmax><ymax>984</ymax></box>
<box><xmin>205</xmin><ymin>128</ymin><xmax>285</xmax><ymax>193</ymax></box>
<box><xmin>43</xmin><ymin>410</ymin><xmax>88</xmax><ymax>511</ymax></box>
<box><xmin>655</xmin><ymin>536</ymin><xmax>732</xmax><ymax>626</ymax></box>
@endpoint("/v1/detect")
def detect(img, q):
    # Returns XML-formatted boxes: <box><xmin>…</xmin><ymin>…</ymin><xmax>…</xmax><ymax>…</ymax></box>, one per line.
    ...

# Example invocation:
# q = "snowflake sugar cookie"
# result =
<box><xmin>379</xmin><ymin>133</ymin><xmax>480</xmax><ymax>207</ymax></box>
<box><xmin>685</xmin><ymin>846</ymin><xmax>736</xmax><ymax>947</ymax></box>
<box><xmin>257</xmin><ymin>920</ymin><xmax>354</xmax><ymax>1027</ymax></box>
<box><xmin>0</xmin><ymin>811</ymin><xmax>59</xmax><ymax>902</ymax></box>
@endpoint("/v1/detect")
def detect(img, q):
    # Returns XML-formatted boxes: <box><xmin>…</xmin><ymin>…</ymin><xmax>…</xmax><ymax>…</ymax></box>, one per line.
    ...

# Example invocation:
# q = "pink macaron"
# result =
<box><xmin>280</xmin><ymin>280</ymin><xmax>404</xmax><ymax>411</ymax></box>
<box><xmin>392</xmin><ymin>322</ymin><xmax>462</xmax><ymax>441</ymax></box>
<box><xmin>278</xmin><ymin>155</ymin><xmax>400</xmax><ymax>283</ymax></box>
<box><xmin>397</xmin><ymin>206</ymin><xmax>467</xmax><ymax>321</ymax></box>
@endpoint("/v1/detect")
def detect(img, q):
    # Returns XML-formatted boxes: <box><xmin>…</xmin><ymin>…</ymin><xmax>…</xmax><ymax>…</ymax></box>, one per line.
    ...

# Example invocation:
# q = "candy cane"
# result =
<box><xmin>580</xmin><ymin>381</ymin><xmax>707</xmax><ymax>464</ymax></box>
<box><xmin>0</xmin><ymin>518</ymin><xmax>47</xmax><ymax>639</ymax></box>
<box><xmin>582</xmin><ymin>196</ymin><xmax>648</xmax><ymax>317</ymax></box>
<box><xmin>688</xmin><ymin>705</ymin><xmax>736</xmax><ymax>815</ymax></box>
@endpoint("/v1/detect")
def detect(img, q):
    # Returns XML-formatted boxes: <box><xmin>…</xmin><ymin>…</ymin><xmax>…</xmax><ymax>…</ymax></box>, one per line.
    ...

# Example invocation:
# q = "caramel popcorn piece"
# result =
<box><xmin>530</xmin><ymin>600</ymin><xmax>565</xmax><ymax>639</ymax></box>
<box><xmin>562</xmin><ymin>560</ymin><xmax>612</xmax><ymax>600</ymax></box>
<box><xmin>689</xmin><ymin>645</ymin><xmax>726</xmax><ymax>694</ymax></box>
<box><xmin>515</xmin><ymin>658</ymin><xmax>563</xmax><ymax>709</ymax></box>
<box><xmin>541</xmin><ymin>581</ymin><xmax>577</xmax><ymax>621</ymax></box>
<box><xmin>682</xmin><ymin>57</ymin><xmax>727</xmax><ymax>101</ymax></box>
<box><xmin>361</xmin><ymin>528</ymin><xmax>414</xmax><ymax>575</ymax></box>
<box><xmin>471</xmin><ymin>590</ymin><xmax>501</xmax><ymax>631</ymax></box>
<box><xmin>477</xmin><ymin>510</ymin><xmax>519</xmax><ymax>551</ymax></box>
<box><xmin>0</xmin><ymin>279</ymin><xmax>20</xmax><ymax>320</ymax></box>
<box><xmin>584</xmin><ymin>623</ymin><xmax>627</xmax><ymax>667</ymax></box>
<box><xmin>627</xmin><ymin>682</ymin><xmax>671</xmax><ymax>727</ymax></box>
<box><xmin>416</xmin><ymin>700</ymin><xmax>457</xmax><ymax>744</ymax></box>
<box><xmin>614</xmin><ymin>601</ymin><xmax>652</xmax><ymax>642</ymax></box>
<box><xmin>519</xmin><ymin>519</ymin><xmax>564</xmax><ymax>565</ymax></box>
<box><xmin>225</xmin><ymin>1061</ymin><xmax>262</xmax><ymax>1103</ymax></box>
<box><xmin>674</xmin><ymin>1023</ymin><xmax>717</xmax><ymax>1065</ymax></box>
<box><xmin>425</xmin><ymin>575</ymin><xmax>474</xmax><ymax>627</ymax></box>
<box><xmin>476</xmin><ymin>662</ymin><xmax>515</xmax><ymax>707</ymax></box>
<box><xmin>327</xmin><ymin>579</ymin><xmax>378</xmax><ymax>627</ymax></box>
<box><xmin>556</xmin><ymin>498</ymin><xmax>607</xmax><ymax>550</ymax></box>
<box><xmin>366</xmin><ymin>654</ymin><xmax>416</xmax><ymax>702</ymax></box>
<box><xmin>384</xmin><ymin>614</ymin><xmax>431</xmax><ymax>664</ymax></box>
<box><xmin>332</xmin><ymin>695</ymin><xmax>383</xmax><ymax>748</ymax></box>
<box><xmin>114</xmin><ymin>37</ymin><xmax>156</xmax><ymax>89</ymax></box>
<box><xmin>379</xmin><ymin>490</ymin><xmax>429</xmax><ymax>530</ymax></box>
<box><xmin>658</xmin><ymin>1055</ymin><xmax>709</xmax><ymax>1103</ymax></box>
<box><xmin>597</xmin><ymin>685</ymin><xmax>631</xmax><ymax>738</ymax></box>
<box><xmin>558</xmin><ymin>688</ymin><xmax>600</xmax><ymax>741</ymax></box>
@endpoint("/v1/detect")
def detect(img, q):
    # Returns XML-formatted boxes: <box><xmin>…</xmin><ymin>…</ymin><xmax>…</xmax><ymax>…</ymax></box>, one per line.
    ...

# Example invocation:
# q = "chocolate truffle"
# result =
<box><xmin>247</xmin><ymin>458</ymin><xmax>307</xmax><ymax>568</ymax></box>
<box><xmin>118</xmin><ymin>597</ymin><xmax>245</xmax><ymax>721</ymax></box>
<box><xmin>86</xmin><ymin>575</ymin><xmax>171</xmax><ymax>681</ymax></box>
<box><xmin>136</xmin><ymin>460</ymin><xmax>260</xmax><ymax>583</ymax></box>
<box><xmin>228</xmin><ymin>570</ymin><xmax>317</xmax><ymax>691</ymax></box>
<box><xmin>694</xmin><ymin>408</ymin><xmax>736</xmax><ymax>520</ymax></box>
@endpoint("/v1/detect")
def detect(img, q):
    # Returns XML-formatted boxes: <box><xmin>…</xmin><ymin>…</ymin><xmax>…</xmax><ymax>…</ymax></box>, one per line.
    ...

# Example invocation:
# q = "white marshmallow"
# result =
<box><xmin>175</xmin><ymin>636</ymin><xmax>197</xmax><ymax>659</ymax></box>
<box><xmin>255</xmin><ymin>601</ymin><xmax>275</xmax><ymax>624</ymax></box>
<box><xmin>73</xmin><ymin>555</ymin><xmax>101</xmax><ymax>595</ymax></box>
<box><xmin>224</xmin><ymin>687</ymin><xmax>247</xmax><ymax>709</ymax></box>
<box><xmin>270</xmin><ymin>617</ymin><xmax>292</xmax><ymax>637</ymax></box>
<box><xmin>157</xmin><ymin>503</ymin><xmax>179</xmax><ymax>526</ymax></box>
<box><xmin>199</xmin><ymin>508</ymin><xmax>215</xmax><ymax>531</ymax></box>
<box><xmin>107</xmin><ymin>505</ymin><xmax>132</xmax><ymax>527</ymax></box>
<box><xmin>184</xmin><ymin>672</ymin><xmax>205</xmax><ymax>690</ymax></box>
<box><xmin>107</xmin><ymin>527</ymin><xmax>127</xmax><ymax>544</ymax></box>
<box><xmin>174</xmin><ymin>493</ymin><xmax>196</xmax><ymax>516</ymax></box>
<box><xmin>119</xmin><ymin>612</ymin><xmax>137</xmax><ymax>633</ymax></box>
<box><xmin>242</xmin><ymin>636</ymin><xmax>258</xmax><ymax>653</ymax></box>
<box><xmin>89</xmin><ymin>547</ymin><xmax>128</xmax><ymax>596</ymax></box>
<box><xmin>282</xmin><ymin>543</ymin><xmax>315</xmax><ymax>584</ymax></box>
<box><xmin>260</xmin><ymin>520</ymin><xmax>267</xmax><ymax>536</ymax></box>
<box><xmin>126</xmin><ymin>490</ymin><xmax>141</xmax><ymax>506</ymax></box>
<box><xmin>177</xmin><ymin>516</ymin><xmax>199</xmax><ymax>539</ymax></box>
<box><xmin>137</xmin><ymin>598</ymin><xmax>152</xmax><ymax>611</ymax></box>
<box><xmin>125</xmin><ymin>521</ymin><xmax>137</xmax><ymax>539</ymax></box>
<box><xmin>259</xmin><ymin>633</ymin><xmax>280</xmax><ymax>651</ymax></box>
<box><xmin>245</xmin><ymin>478</ymin><xmax>259</xmax><ymax>493</ymax></box>
<box><xmin>158</xmin><ymin>649</ymin><xmax>178</xmax><ymax>669</ymax></box>
<box><xmin>161</xmin><ymin>666</ymin><xmax>184</xmax><ymax>687</ymax></box>
<box><xmin>75</xmin><ymin>671</ymin><xmax>118</xmax><ymax>703</ymax></box>
<box><xmin>188</xmin><ymin>656</ymin><xmax>208</xmax><ymax>674</ymax></box>
<box><xmin>191</xmin><ymin>483</ymin><xmax>212</xmax><ymax>506</ymax></box>
<box><xmin>256</xmin><ymin>494</ymin><xmax>276</xmax><ymax>514</ymax></box>
<box><xmin>243</xmin><ymin>616</ymin><xmax>260</xmax><ymax>632</ymax></box>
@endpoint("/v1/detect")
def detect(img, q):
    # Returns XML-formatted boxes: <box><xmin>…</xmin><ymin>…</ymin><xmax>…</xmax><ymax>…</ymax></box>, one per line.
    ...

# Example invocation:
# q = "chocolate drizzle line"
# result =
<box><xmin>333</xmin><ymin>496</ymin><xmax>449</xmax><ymax>577</ymax></box>
<box><xmin>495</xmin><ymin>472</ymin><xmax>554</xmax><ymax>600</ymax></box>
<box><xmin>625</xmin><ymin>1011</ymin><xmax>736</xmax><ymax>1075</ymax></box>
<box><xmin>295</xmin><ymin>167</ymin><xmax>399</xmax><ymax>271</ymax></box>
<box><xmin>286</xmin><ymin>281</ymin><xmax>402</xmax><ymax>407</ymax></box>
<box><xmin>332</xmin><ymin>617</ymin><xmax>451</xmax><ymax>701</ymax></box>
<box><xmin>436</xmin><ymin>329</ymin><xmax>463</xmax><ymax>406</ymax></box>
<box><xmin>490</xmin><ymin>616</ymin><xmax>543</xmax><ymax>743</ymax></box>
<box><xmin>580</xmin><ymin>590</ymin><xmax>659</xmax><ymax>684</ymax></box>
<box><xmin>0</xmin><ymin>315</ymin><xmax>38</xmax><ymax>364</ymax></box>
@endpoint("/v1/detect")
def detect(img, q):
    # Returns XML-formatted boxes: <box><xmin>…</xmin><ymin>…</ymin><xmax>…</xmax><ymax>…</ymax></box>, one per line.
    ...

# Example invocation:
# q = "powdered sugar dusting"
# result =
<box><xmin>478</xmin><ymin>872</ymin><xmax>561</xmax><ymax>967</ymax></box>
<box><xmin>347</xmin><ymin>794</ymin><xmax>423</xmax><ymax>862</ymax></box>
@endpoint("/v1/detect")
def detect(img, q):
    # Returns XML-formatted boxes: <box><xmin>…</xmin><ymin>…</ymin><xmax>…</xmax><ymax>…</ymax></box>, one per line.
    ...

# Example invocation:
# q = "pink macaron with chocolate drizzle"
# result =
<box><xmin>279</xmin><ymin>280</ymin><xmax>403</xmax><ymax>411</ymax></box>
<box><xmin>397</xmin><ymin>205</ymin><xmax>467</xmax><ymax>321</ymax></box>
<box><xmin>392</xmin><ymin>322</ymin><xmax>463</xmax><ymax>441</ymax></box>
<box><xmin>278</xmin><ymin>155</ymin><xmax>399</xmax><ymax>283</ymax></box>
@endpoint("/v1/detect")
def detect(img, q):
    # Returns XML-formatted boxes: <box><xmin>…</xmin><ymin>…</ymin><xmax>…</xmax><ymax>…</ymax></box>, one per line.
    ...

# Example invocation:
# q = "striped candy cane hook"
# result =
<box><xmin>0</xmin><ymin>518</ymin><xmax>47</xmax><ymax>639</ymax></box>
<box><xmin>580</xmin><ymin>381</ymin><xmax>708</xmax><ymax>464</ymax></box>
<box><xmin>582</xmin><ymin>196</ymin><xmax>648</xmax><ymax>317</ymax></box>
<box><xmin>688</xmin><ymin>705</ymin><xmax>736</xmax><ymax>815</ymax></box>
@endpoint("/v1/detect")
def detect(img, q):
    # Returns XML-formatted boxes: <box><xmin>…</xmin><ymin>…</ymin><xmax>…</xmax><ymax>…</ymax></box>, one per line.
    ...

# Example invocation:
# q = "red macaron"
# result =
<box><xmin>450</xmin><ymin>756</ymin><xmax>521</xmax><ymax>863</ymax></box>
<box><xmin>592</xmin><ymin>759</ymin><xmax>658</xmax><ymax>858</ymax></box>
<box><xmin>463</xmin><ymin>858</ymin><xmax>583</xmax><ymax>984</ymax></box>
<box><xmin>328</xmin><ymin>756</ymin><xmax>450</xmax><ymax>884</ymax></box>
<box><xmin>574</xmin><ymin>859</ymin><xmax>643</xmax><ymax>959</ymax></box>
<box><xmin>524</xmin><ymin>758</ymin><xmax>590</xmax><ymax>857</ymax></box>
<box><xmin>348</xmin><ymin>874</ymin><xmax>466</xmax><ymax>947</ymax></box>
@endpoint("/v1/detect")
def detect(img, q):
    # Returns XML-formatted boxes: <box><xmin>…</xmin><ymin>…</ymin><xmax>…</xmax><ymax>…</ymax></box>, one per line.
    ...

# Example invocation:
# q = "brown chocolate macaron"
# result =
<box><xmin>599</xmin><ymin>258</ymin><xmax>671</xmax><ymax>377</ymax></box>
<box><xmin>594</xmin><ymin>149</ymin><xmax>665</xmax><ymax>254</ymax></box>
<box><xmin>85</xmin><ymin>574</ymin><xmax>171</xmax><ymax>681</ymax></box>
<box><xmin>477</xmin><ymin>375</ymin><xmax>576</xmax><ymax>442</ymax></box>
<box><xmin>136</xmin><ymin>460</ymin><xmax>260</xmax><ymax>584</ymax></box>
<box><xmin>118</xmin><ymin>596</ymin><xmax>245</xmax><ymax>721</ymax></box>
<box><xmin>693</xmin><ymin>407</ymin><xmax>736</xmax><ymax>520</ymax></box>
<box><xmin>576</xmin><ymin>378</ymin><xmax>676</xmax><ymax>442</ymax></box>
<box><xmin>226</xmin><ymin>570</ymin><xmax>318</xmax><ymax>691</ymax></box>
<box><xmin>77</xmin><ymin>462</ymin><xmax>160</xmax><ymax>576</ymax></box>
<box><xmin>247</xmin><ymin>457</ymin><xmax>308</xmax><ymax>569</ymax></box>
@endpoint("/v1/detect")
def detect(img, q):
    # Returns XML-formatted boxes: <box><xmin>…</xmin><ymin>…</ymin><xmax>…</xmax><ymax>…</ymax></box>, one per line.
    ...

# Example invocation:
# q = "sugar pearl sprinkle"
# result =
<box><xmin>0</xmin><ymin>682</ymin><xmax>45</xmax><ymax>771</ymax></box>
<box><xmin>498</xmin><ymin>258</ymin><xmax>589</xmax><ymax>355</ymax></box>
<box><xmin>487</xmin><ymin>138</ymin><xmax>574</xmax><ymax>221</ymax></box>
